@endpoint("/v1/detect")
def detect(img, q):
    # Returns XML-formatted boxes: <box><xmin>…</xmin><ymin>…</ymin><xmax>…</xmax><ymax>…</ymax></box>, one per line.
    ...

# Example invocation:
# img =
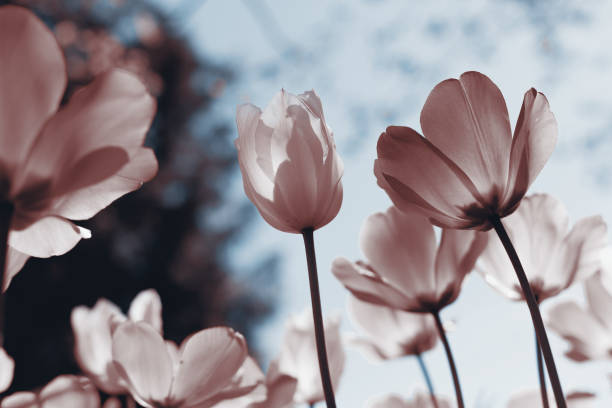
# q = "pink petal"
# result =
<box><xmin>9</xmin><ymin>216</ymin><xmax>90</xmax><ymax>258</ymax></box>
<box><xmin>252</xmin><ymin>373</ymin><xmax>297</xmax><ymax>408</ymax></box>
<box><xmin>559</xmin><ymin>215</ymin><xmax>607</xmax><ymax>285</ymax></box>
<box><xmin>375</xmin><ymin>126</ymin><xmax>482</xmax><ymax>229</ymax></box>
<box><xmin>128</xmin><ymin>289</ymin><xmax>163</xmax><ymax>334</ymax></box>
<box><xmin>170</xmin><ymin>327</ymin><xmax>247</xmax><ymax>406</ymax></box>
<box><xmin>502</xmin><ymin>89</ymin><xmax>558</xmax><ymax>212</ymax></box>
<box><xmin>1</xmin><ymin>392</ymin><xmax>38</xmax><ymax>408</ymax></box>
<box><xmin>331</xmin><ymin>258</ymin><xmax>413</xmax><ymax>310</ymax></box>
<box><xmin>0</xmin><ymin>348</ymin><xmax>14</xmax><ymax>393</ymax></box>
<box><xmin>112</xmin><ymin>321</ymin><xmax>173</xmax><ymax>405</ymax></box>
<box><xmin>585</xmin><ymin>272</ymin><xmax>612</xmax><ymax>333</ymax></box>
<box><xmin>420</xmin><ymin>71</ymin><xmax>512</xmax><ymax>200</ymax></box>
<box><xmin>199</xmin><ymin>357</ymin><xmax>266</xmax><ymax>407</ymax></box>
<box><xmin>39</xmin><ymin>376</ymin><xmax>100</xmax><ymax>408</ymax></box>
<box><xmin>3</xmin><ymin>247</ymin><xmax>30</xmax><ymax>291</ymax></box>
<box><xmin>0</xmin><ymin>6</ymin><xmax>66</xmax><ymax>179</ymax></box>
<box><xmin>14</xmin><ymin>69</ymin><xmax>155</xmax><ymax>200</ymax></box>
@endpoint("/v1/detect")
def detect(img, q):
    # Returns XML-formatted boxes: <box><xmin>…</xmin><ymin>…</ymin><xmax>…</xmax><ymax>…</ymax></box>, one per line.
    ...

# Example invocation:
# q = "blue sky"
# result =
<box><xmin>154</xmin><ymin>1</ymin><xmax>612</xmax><ymax>406</ymax></box>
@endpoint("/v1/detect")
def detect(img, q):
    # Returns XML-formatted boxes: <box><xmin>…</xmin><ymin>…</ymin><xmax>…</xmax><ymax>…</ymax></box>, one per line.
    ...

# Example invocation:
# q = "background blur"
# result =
<box><xmin>2</xmin><ymin>0</ymin><xmax>612</xmax><ymax>407</ymax></box>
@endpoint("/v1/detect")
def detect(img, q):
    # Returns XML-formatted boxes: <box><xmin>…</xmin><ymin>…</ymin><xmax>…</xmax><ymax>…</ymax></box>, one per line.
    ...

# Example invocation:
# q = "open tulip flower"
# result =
<box><xmin>374</xmin><ymin>71</ymin><xmax>556</xmax><ymax>231</ymax></box>
<box><xmin>548</xmin><ymin>271</ymin><xmax>612</xmax><ymax>362</ymax></box>
<box><xmin>507</xmin><ymin>389</ymin><xmax>596</xmax><ymax>408</ymax></box>
<box><xmin>71</xmin><ymin>289</ymin><xmax>163</xmax><ymax>394</ymax></box>
<box><xmin>111</xmin><ymin>321</ymin><xmax>259</xmax><ymax>408</ymax></box>
<box><xmin>0</xmin><ymin>5</ymin><xmax>158</xmax><ymax>290</ymax></box>
<box><xmin>367</xmin><ymin>391</ymin><xmax>453</xmax><ymax>408</ymax></box>
<box><xmin>1</xmin><ymin>375</ymin><xmax>100</xmax><ymax>408</ymax></box>
<box><xmin>478</xmin><ymin>194</ymin><xmax>607</xmax><ymax>303</ymax></box>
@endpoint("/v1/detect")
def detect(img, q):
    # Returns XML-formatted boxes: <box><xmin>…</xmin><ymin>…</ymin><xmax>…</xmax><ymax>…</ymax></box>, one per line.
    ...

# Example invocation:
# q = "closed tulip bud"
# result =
<box><xmin>235</xmin><ymin>90</ymin><xmax>343</xmax><ymax>233</ymax></box>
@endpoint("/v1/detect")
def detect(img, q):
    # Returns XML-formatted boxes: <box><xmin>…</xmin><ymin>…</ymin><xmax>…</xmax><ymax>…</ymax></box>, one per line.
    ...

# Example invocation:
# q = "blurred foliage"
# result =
<box><xmin>0</xmin><ymin>0</ymin><xmax>278</xmax><ymax>393</ymax></box>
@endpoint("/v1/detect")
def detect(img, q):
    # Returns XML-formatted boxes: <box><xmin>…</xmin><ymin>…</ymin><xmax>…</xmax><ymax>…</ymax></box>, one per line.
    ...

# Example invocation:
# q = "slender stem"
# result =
<box><xmin>432</xmin><ymin>311</ymin><xmax>464</xmax><ymax>408</ymax></box>
<box><xmin>536</xmin><ymin>329</ymin><xmax>550</xmax><ymax>408</ymax></box>
<box><xmin>416</xmin><ymin>353</ymin><xmax>439</xmax><ymax>408</ymax></box>
<box><xmin>490</xmin><ymin>216</ymin><xmax>566</xmax><ymax>408</ymax></box>
<box><xmin>0</xmin><ymin>202</ymin><xmax>13</xmax><ymax>347</ymax></box>
<box><xmin>302</xmin><ymin>228</ymin><xmax>337</xmax><ymax>408</ymax></box>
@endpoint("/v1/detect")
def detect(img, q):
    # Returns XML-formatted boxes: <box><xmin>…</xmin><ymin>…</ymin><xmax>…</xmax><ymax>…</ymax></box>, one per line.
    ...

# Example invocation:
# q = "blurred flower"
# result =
<box><xmin>0</xmin><ymin>6</ymin><xmax>157</xmax><ymax>289</ymax></box>
<box><xmin>547</xmin><ymin>271</ymin><xmax>612</xmax><ymax>361</ymax></box>
<box><xmin>346</xmin><ymin>295</ymin><xmax>438</xmax><ymax>361</ymax></box>
<box><xmin>235</xmin><ymin>90</ymin><xmax>343</xmax><ymax>233</ymax></box>
<box><xmin>1</xmin><ymin>375</ymin><xmax>99</xmax><ymax>408</ymax></box>
<box><xmin>0</xmin><ymin>347</ymin><xmax>14</xmax><ymax>393</ymax></box>
<box><xmin>374</xmin><ymin>71</ymin><xmax>557</xmax><ymax>230</ymax></box>
<box><xmin>111</xmin><ymin>322</ymin><xmax>258</xmax><ymax>408</ymax></box>
<box><xmin>478</xmin><ymin>194</ymin><xmax>606</xmax><ymax>302</ymax></box>
<box><xmin>333</xmin><ymin>206</ymin><xmax>487</xmax><ymax>313</ymax></box>
<box><xmin>274</xmin><ymin>308</ymin><xmax>345</xmax><ymax>405</ymax></box>
<box><xmin>506</xmin><ymin>389</ymin><xmax>596</xmax><ymax>407</ymax></box>
<box><xmin>366</xmin><ymin>391</ymin><xmax>452</xmax><ymax>408</ymax></box>
<box><xmin>71</xmin><ymin>289</ymin><xmax>162</xmax><ymax>394</ymax></box>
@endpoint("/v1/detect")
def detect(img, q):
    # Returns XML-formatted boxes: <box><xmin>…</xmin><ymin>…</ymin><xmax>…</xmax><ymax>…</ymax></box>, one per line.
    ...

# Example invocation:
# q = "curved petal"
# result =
<box><xmin>375</xmin><ymin>126</ymin><xmax>483</xmax><ymax>228</ymax></box>
<box><xmin>171</xmin><ymin>327</ymin><xmax>247</xmax><ymax>406</ymax></box>
<box><xmin>0</xmin><ymin>348</ymin><xmax>14</xmax><ymax>393</ymax></box>
<box><xmin>3</xmin><ymin>247</ymin><xmax>30</xmax><ymax>291</ymax></box>
<box><xmin>39</xmin><ymin>376</ymin><xmax>100</xmax><ymax>408</ymax></box>
<box><xmin>0</xmin><ymin>6</ymin><xmax>66</xmax><ymax>179</ymax></box>
<box><xmin>360</xmin><ymin>206</ymin><xmax>437</xmax><ymax>299</ymax></box>
<box><xmin>420</xmin><ymin>71</ymin><xmax>512</xmax><ymax>199</ymax></box>
<box><xmin>9</xmin><ymin>216</ymin><xmax>90</xmax><ymax>258</ymax></box>
<box><xmin>1</xmin><ymin>392</ymin><xmax>38</xmax><ymax>408</ymax></box>
<box><xmin>128</xmin><ymin>289</ymin><xmax>163</xmax><ymax>334</ymax></box>
<box><xmin>14</xmin><ymin>69</ymin><xmax>155</xmax><ymax>198</ymax></box>
<box><xmin>502</xmin><ymin>89</ymin><xmax>558</xmax><ymax>212</ymax></box>
<box><xmin>585</xmin><ymin>272</ymin><xmax>612</xmax><ymax>332</ymax></box>
<box><xmin>112</xmin><ymin>321</ymin><xmax>173</xmax><ymax>405</ymax></box>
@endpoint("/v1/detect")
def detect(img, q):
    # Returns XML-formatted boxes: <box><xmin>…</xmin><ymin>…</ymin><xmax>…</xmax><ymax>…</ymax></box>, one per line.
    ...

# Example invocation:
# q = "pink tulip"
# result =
<box><xmin>274</xmin><ymin>309</ymin><xmax>345</xmax><ymax>405</ymax></box>
<box><xmin>367</xmin><ymin>391</ymin><xmax>453</xmax><ymax>408</ymax></box>
<box><xmin>0</xmin><ymin>347</ymin><xmax>14</xmax><ymax>393</ymax></box>
<box><xmin>235</xmin><ymin>89</ymin><xmax>343</xmax><ymax>233</ymax></box>
<box><xmin>0</xmin><ymin>5</ymin><xmax>157</xmax><ymax>288</ymax></box>
<box><xmin>547</xmin><ymin>271</ymin><xmax>612</xmax><ymax>362</ymax></box>
<box><xmin>507</xmin><ymin>389</ymin><xmax>596</xmax><ymax>408</ymax></box>
<box><xmin>111</xmin><ymin>322</ymin><xmax>258</xmax><ymax>408</ymax></box>
<box><xmin>332</xmin><ymin>206</ymin><xmax>487</xmax><ymax>313</ymax></box>
<box><xmin>71</xmin><ymin>289</ymin><xmax>162</xmax><ymax>394</ymax></box>
<box><xmin>478</xmin><ymin>194</ymin><xmax>607</xmax><ymax>303</ymax></box>
<box><xmin>346</xmin><ymin>295</ymin><xmax>438</xmax><ymax>361</ymax></box>
<box><xmin>374</xmin><ymin>71</ymin><xmax>557</xmax><ymax>231</ymax></box>
<box><xmin>1</xmin><ymin>375</ymin><xmax>100</xmax><ymax>408</ymax></box>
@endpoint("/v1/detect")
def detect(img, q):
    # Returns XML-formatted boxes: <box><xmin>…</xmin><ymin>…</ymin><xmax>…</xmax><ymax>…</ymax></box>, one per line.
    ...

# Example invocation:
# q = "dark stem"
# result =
<box><xmin>432</xmin><ymin>311</ymin><xmax>464</xmax><ymax>408</ymax></box>
<box><xmin>416</xmin><ymin>353</ymin><xmax>439</xmax><ymax>408</ymax></box>
<box><xmin>302</xmin><ymin>228</ymin><xmax>337</xmax><ymax>408</ymax></box>
<box><xmin>536</xmin><ymin>329</ymin><xmax>550</xmax><ymax>408</ymax></box>
<box><xmin>490</xmin><ymin>216</ymin><xmax>566</xmax><ymax>408</ymax></box>
<box><xmin>0</xmin><ymin>202</ymin><xmax>13</xmax><ymax>347</ymax></box>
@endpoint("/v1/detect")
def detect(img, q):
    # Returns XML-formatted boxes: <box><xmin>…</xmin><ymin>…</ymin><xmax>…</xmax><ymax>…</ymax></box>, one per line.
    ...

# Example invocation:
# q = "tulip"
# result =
<box><xmin>1</xmin><ymin>375</ymin><xmax>100</xmax><ymax>408</ymax></box>
<box><xmin>0</xmin><ymin>6</ymin><xmax>157</xmax><ymax>307</ymax></box>
<box><xmin>0</xmin><ymin>347</ymin><xmax>14</xmax><ymax>393</ymax></box>
<box><xmin>111</xmin><ymin>321</ymin><xmax>259</xmax><ymax>408</ymax></box>
<box><xmin>374</xmin><ymin>71</ymin><xmax>565</xmax><ymax>406</ymax></box>
<box><xmin>366</xmin><ymin>391</ymin><xmax>452</xmax><ymax>408</ymax></box>
<box><xmin>274</xmin><ymin>308</ymin><xmax>345</xmax><ymax>406</ymax></box>
<box><xmin>547</xmin><ymin>271</ymin><xmax>612</xmax><ymax>362</ymax></box>
<box><xmin>507</xmin><ymin>390</ymin><xmax>595</xmax><ymax>408</ymax></box>
<box><xmin>235</xmin><ymin>89</ymin><xmax>344</xmax><ymax>407</ymax></box>
<box><xmin>71</xmin><ymin>289</ymin><xmax>162</xmax><ymax>394</ymax></box>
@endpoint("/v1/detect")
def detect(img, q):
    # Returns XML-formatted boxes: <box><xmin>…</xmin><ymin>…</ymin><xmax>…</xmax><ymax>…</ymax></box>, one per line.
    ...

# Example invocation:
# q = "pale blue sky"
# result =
<box><xmin>155</xmin><ymin>1</ymin><xmax>612</xmax><ymax>406</ymax></box>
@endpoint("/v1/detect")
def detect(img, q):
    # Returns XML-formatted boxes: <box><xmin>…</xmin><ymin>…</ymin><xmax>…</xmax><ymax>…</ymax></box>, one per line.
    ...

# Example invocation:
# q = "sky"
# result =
<box><xmin>154</xmin><ymin>1</ymin><xmax>612</xmax><ymax>406</ymax></box>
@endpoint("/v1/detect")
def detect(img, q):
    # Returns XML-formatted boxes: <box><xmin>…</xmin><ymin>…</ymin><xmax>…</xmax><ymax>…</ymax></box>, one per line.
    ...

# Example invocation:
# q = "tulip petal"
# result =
<box><xmin>112</xmin><ymin>321</ymin><xmax>173</xmax><ymax>405</ymax></box>
<box><xmin>375</xmin><ymin>126</ymin><xmax>483</xmax><ymax>228</ymax></box>
<box><xmin>171</xmin><ymin>327</ymin><xmax>247</xmax><ymax>406</ymax></box>
<box><xmin>585</xmin><ymin>272</ymin><xmax>612</xmax><ymax>333</ymax></box>
<box><xmin>1</xmin><ymin>392</ymin><xmax>38</xmax><ymax>408</ymax></box>
<box><xmin>128</xmin><ymin>289</ymin><xmax>163</xmax><ymax>334</ymax></box>
<box><xmin>560</xmin><ymin>216</ymin><xmax>607</xmax><ymax>285</ymax></box>
<box><xmin>0</xmin><ymin>348</ymin><xmax>14</xmax><ymax>393</ymax></box>
<box><xmin>3</xmin><ymin>247</ymin><xmax>30</xmax><ymax>292</ymax></box>
<box><xmin>503</xmin><ymin>89</ymin><xmax>557</xmax><ymax>211</ymax></box>
<box><xmin>0</xmin><ymin>6</ymin><xmax>66</xmax><ymax>179</ymax></box>
<box><xmin>420</xmin><ymin>71</ymin><xmax>512</xmax><ymax>199</ymax></box>
<box><xmin>9</xmin><ymin>216</ymin><xmax>91</xmax><ymax>258</ymax></box>
<box><xmin>39</xmin><ymin>376</ymin><xmax>100</xmax><ymax>408</ymax></box>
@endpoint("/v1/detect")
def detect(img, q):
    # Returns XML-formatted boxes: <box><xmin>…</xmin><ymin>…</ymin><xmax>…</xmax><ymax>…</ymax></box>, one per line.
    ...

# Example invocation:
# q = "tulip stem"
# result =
<box><xmin>536</xmin><ymin>330</ymin><xmax>550</xmax><ymax>408</ymax></box>
<box><xmin>0</xmin><ymin>202</ymin><xmax>13</xmax><ymax>347</ymax></box>
<box><xmin>302</xmin><ymin>228</ymin><xmax>337</xmax><ymax>408</ymax></box>
<box><xmin>416</xmin><ymin>353</ymin><xmax>439</xmax><ymax>408</ymax></box>
<box><xmin>432</xmin><ymin>311</ymin><xmax>464</xmax><ymax>408</ymax></box>
<box><xmin>490</xmin><ymin>216</ymin><xmax>566</xmax><ymax>408</ymax></box>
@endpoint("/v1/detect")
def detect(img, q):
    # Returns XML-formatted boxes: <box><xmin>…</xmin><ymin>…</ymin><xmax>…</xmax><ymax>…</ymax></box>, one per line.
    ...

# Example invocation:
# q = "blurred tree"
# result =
<box><xmin>0</xmin><ymin>0</ymin><xmax>278</xmax><ymax>394</ymax></box>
